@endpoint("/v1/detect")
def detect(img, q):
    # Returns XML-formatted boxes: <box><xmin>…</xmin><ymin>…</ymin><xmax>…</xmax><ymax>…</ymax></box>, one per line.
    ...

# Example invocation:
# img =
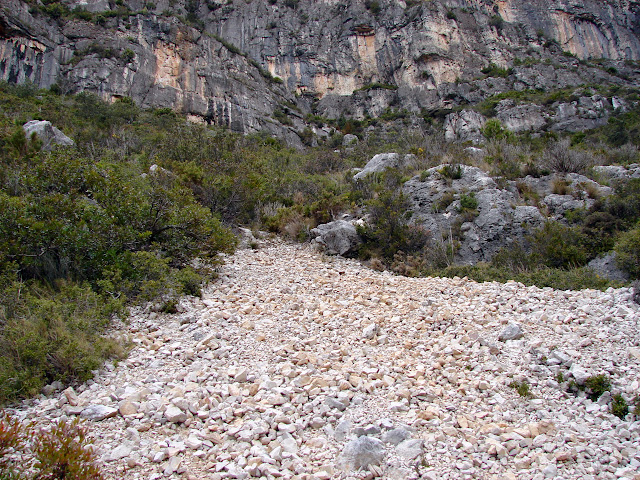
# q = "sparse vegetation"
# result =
<box><xmin>509</xmin><ymin>379</ymin><xmax>531</xmax><ymax>398</ymax></box>
<box><xmin>584</xmin><ymin>374</ymin><xmax>611</xmax><ymax>401</ymax></box>
<box><xmin>611</xmin><ymin>394</ymin><xmax>629</xmax><ymax>419</ymax></box>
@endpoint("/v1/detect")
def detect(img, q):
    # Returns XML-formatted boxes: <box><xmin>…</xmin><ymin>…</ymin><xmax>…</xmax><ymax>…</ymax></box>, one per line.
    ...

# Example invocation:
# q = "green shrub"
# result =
<box><xmin>584</xmin><ymin>374</ymin><xmax>611</xmax><ymax>401</ymax></box>
<box><xmin>482</xmin><ymin>119</ymin><xmax>512</xmax><ymax>140</ymax></box>
<box><xmin>459</xmin><ymin>192</ymin><xmax>478</xmax><ymax>211</ymax></box>
<box><xmin>488</xmin><ymin>14</ymin><xmax>504</xmax><ymax>30</ymax></box>
<box><xmin>509</xmin><ymin>379</ymin><xmax>531</xmax><ymax>398</ymax></box>
<box><xmin>611</xmin><ymin>394</ymin><xmax>629</xmax><ymax>419</ymax></box>
<box><xmin>439</xmin><ymin>164</ymin><xmax>462</xmax><ymax>179</ymax></box>
<box><xmin>615</xmin><ymin>225</ymin><xmax>640</xmax><ymax>279</ymax></box>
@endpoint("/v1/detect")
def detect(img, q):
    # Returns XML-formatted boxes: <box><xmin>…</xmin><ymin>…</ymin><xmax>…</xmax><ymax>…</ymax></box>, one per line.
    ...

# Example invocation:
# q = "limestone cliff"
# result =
<box><xmin>1</xmin><ymin>0</ymin><xmax>639</xmax><ymax>139</ymax></box>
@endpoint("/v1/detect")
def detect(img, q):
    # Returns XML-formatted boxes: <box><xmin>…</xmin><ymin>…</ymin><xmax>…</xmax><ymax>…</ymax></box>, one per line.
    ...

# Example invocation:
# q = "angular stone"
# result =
<box><xmin>165</xmin><ymin>406</ymin><xmax>188</xmax><ymax>423</ymax></box>
<box><xmin>498</xmin><ymin>323</ymin><xmax>524</xmax><ymax>341</ymax></box>
<box><xmin>81</xmin><ymin>405</ymin><xmax>118</xmax><ymax>421</ymax></box>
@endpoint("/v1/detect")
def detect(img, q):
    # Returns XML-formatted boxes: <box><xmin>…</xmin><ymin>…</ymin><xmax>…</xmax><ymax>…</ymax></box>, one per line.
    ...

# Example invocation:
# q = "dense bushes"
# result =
<box><xmin>0</xmin><ymin>85</ymin><xmax>236</xmax><ymax>404</ymax></box>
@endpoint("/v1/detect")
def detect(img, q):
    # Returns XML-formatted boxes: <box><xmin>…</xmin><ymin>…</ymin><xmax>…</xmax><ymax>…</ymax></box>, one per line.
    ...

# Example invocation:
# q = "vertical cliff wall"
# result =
<box><xmin>1</xmin><ymin>0</ymin><xmax>639</xmax><ymax>136</ymax></box>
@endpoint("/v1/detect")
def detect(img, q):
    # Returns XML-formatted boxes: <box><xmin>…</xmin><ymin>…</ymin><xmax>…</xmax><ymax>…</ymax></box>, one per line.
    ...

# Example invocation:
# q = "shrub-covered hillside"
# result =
<box><xmin>1</xmin><ymin>82</ymin><xmax>640</xmax><ymax>404</ymax></box>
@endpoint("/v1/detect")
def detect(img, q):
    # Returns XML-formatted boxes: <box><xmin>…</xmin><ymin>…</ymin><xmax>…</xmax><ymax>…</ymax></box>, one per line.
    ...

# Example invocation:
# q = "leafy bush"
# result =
<box><xmin>459</xmin><ymin>192</ymin><xmax>478</xmax><ymax>211</ymax></box>
<box><xmin>482</xmin><ymin>119</ymin><xmax>512</xmax><ymax>140</ymax></box>
<box><xmin>611</xmin><ymin>394</ymin><xmax>629</xmax><ymax>419</ymax></box>
<box><xmin>584</xmin><ymin>374</ymin><xmax>611</xmax><ymax>401</ymax></box>
<box><xmin>438</xmin><ymin>164</ymin><xmax>462</xmax><ymax>179</ymax></box>
<box><xmin>0</xmin><ymin>414</ymin><xmax>103</xmax><ymax>479</ymax></box>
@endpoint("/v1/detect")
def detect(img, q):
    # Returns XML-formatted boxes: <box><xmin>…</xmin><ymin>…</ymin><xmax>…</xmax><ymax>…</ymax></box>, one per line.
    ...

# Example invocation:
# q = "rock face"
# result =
<box><xmin>1</xmin><ymin>0</ymin><xmax>638</xmax><ymax>138</ymax></box>
<box><xmin>310</xmin><ymin>220</ymin><xmax>361</xmax><ymax>256</ymax></box>
<box><xmin>353</xmin><ymin>153</ymin><xmax>414</xmax><ymax>181</ymax></box>
<box><xmin>12</xmin><ymin>240</ymin><xmax>640</xmax><ymax>479</ymax></box>
<box><xmin>444</xmin><ymin>110</ymin><xmax>486</xmax><ymax>144</ymax></box>
<box><xmin>404</xmin><ymin>164</ymin><xmax>548</xmax><ymax>264</ymax></box>
<box><xmin>23</xmin><ymin>120</ymin><xmax>74</xmax><ymax>150</ymax></box>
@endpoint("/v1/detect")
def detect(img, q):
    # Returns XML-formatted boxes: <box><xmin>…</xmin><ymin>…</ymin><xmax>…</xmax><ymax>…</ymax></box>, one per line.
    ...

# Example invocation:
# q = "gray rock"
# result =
<box><xmin>81</xmin><ymin>405</ymin><xmax>118</xmax><ymax>421</ymax></box>
<box><xmin>342</xmin><ymin>134</ymin><xmax>358</xmax><ymax>146</ymax></box>
<box><xmin>395</xmin><ymin>439</ymin><xmax>424</xmax><ymax>460</ymax></box>
<box><xmin>403</xmin><ymin>164</ymin><xmax>546</xmax><ymax>265</ymax></box>
<box><xmin>106</xmin><ymin>443</ymin><xmax>133</xmax><ymax>462</ymax></box>
<box><xmin>444</xmin><ymin>110</ymin><xmax>486</xmax><ymax>144</ymax></box>
<box><xmin>334</xmin><ymin>419</ymin><xmax>352</xmax><ymax>442</ymax></box>
<box><xmin>42</xmin><ymin>380</ymin><xmax>64</xmax><ymax>396</ymax></box>
<box><xmin>164</xmin><ymin>405</ymin><xmax>188</xmax><ymax>423</ymax></box>
<box><xmin>363</xmin><ymin>323</ymin><xmax>378</xmax><ymax>340</ymax></box>
<box><xmin>588</xmin><ymin>252</ymin><xmax>629</xmax><ymax>282</ymax></box>
<box><xmin>23</xmin><ymin>120</ymin><xmax>74</xmax><ymax>150</ymax></box>
<box><xmin>336</xmin><ymin>436</ymin><xmax>385</xmax><ymax>471</ymax></box>
<box><xmin>325</xmin><ymin>397</ymin><xmax>348</xmax><ymax>412</ymax></box>
<box><xmin>498</xmin><ymin>323</ymin><xmax>524</xmax><ymax>341</ymax></box>
<box><xmin>311</xmin><ymin>220</ymin><xmax>361</xmax><ymax>256</ymax></box>
<box><xmin>382</xmin><ymin>427</ymin><xmax>412</xmax><ymax>446</ymax></box>
<box><xmin>353</xmin><ymin>153</ymin><xmax>405</xmax><ymax>181</ymax></box>
<box><xmin>569</xmin><ymin>364</ymin><xmax>590</xmax><ymax>385</ymax></box>
<box><xmin>497</xmin><ymin>103</ymin><xmax>546</xmax><ymax>133</ymax></box>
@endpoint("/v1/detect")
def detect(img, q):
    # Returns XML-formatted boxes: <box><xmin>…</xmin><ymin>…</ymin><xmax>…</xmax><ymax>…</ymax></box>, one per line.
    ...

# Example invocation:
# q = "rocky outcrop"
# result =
<box><xmin>444</xmin><ymin>110</ymin><xmax>486</xmax><ymax>144</ymax></box>
<box><xmin>1</xmin><ymin>0</ymin><xmax>638</xmax><ymax>139</ymax></box>
<box><xmin>404</xmin><ymin>164</ymin><xmax>548</xmax><ymax>264</ymax></box>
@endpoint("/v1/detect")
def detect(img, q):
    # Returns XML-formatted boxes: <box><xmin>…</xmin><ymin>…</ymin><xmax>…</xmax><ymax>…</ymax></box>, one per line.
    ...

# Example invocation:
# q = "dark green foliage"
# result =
<box><xmin>615</xmin><ymin>225</ymin><xmax>640</xmax><ymax>279</ymax></box>
<box><xmin>509</xmin><ymin>379</ymin><xmax>531</xmax><ymax>398</ymax></box>
<box><xmin>481</xmin><ymin>63</ymin><xmax>511</xmax><ymax>77</ymax></box>
<box><xmin>584</xmin><ymin>374</ymin><xmax>611</xmax><ymax>401</ymax></box>
<box><xmin>458</xmin><ymin>192</ymin><xmax>478</xmax><ymax>211</ymax></box>
<box><xmin>365</xmin><ymin>0</ymin><xmax>381</xmax><ymax>14</ymax></box>
<box><xmin>611</xmin><ymin>394</ymin><xmax>629</xmax><ymax>419</ymax></box>
<box><xmin>356</xmin><ymin>172</ymin><xmax>429</xmax><ymax>263</ymax></box>
<box><xmin>438</xmin><ymin>164</ymin><xmax>462</xmax><ymax>179</ymax></box>
<box><xmin>488</xmin><ymin>14</ymin><xmax>504</xmax><ymax>30</ymax></box>
<box><xmin>482</xmin><ymin>118</ymin><xmax>512</xmax><ymax>140</ymax></box>
<box><xmin>0</xmin><ymin>84</ymin><xmax>238</xmax><ymax>403</ymax></box>
<box><xmin>529</xmin><ymin>222</ymin><xmax>588</xmax><ymax>269</ymax></box>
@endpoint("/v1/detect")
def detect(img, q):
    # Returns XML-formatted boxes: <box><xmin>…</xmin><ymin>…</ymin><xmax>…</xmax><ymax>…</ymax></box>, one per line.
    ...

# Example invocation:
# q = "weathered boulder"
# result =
<box><xmin>336</xmin><ymin>436</ymin><xmax>385</xmax><ymax>471</ymax></box>
<box><xmin>23</xmin><ymin>120</ymin><xmax>74</xmax><ymax>150</ymax></box>
<box><xmin>310</xmin><ymin>220</ymin><xmax>361</xmax><ymax>256</ymax></box>
<box><xmin>499</xmin><ymin>323</ymin><xmax>524</xmax><ymax>341</ymax></box>
<box><xmin>444</xmin><ymin>110</ymin><xmax>486</xmax><ymax>144</ymax></box>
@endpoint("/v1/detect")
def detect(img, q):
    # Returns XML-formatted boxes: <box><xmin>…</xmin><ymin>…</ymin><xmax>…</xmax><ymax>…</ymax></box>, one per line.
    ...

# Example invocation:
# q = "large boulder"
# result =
<box><xmin>310</xmin><ymin>220</ymin><xmax>361</xmax><ymax>256</ymax></box>
<box><xmin>496</xmin><ymin>101</ymin><xmax>546</xmax><ymax>133</ymax></box>
<box><xmin>23</xmin><ymin>120</ymin><xmax>74</xmax><ymax>150</ymax></box>
<box><xmin>587</xmin><ymin>252</ymin><xmax>629</xmax><ymax>282</ymax></box>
